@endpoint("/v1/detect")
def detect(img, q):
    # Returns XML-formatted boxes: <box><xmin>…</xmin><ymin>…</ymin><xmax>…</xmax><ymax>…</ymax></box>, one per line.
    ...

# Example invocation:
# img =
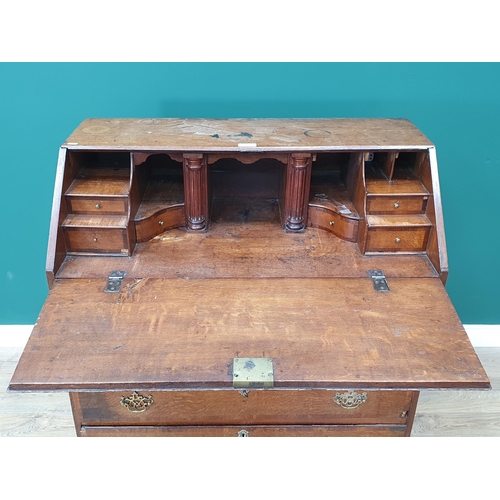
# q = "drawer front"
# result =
<box><xmin>135</xmin><ymin>205</ymin><xmax>185</xmax><ymax>243</ymax></box>
<box><xmin>366</xmin><ymin>195</ymin><xmax>428</xmax><ymax>215</ymax></box>
<box><xmin>308</xmin><ymin>206</ymin><xmax>359</xmax><ymax>242</ymax></box>
<box><xmin>67</xmin><ymin>197</ymin><xmax>128</xmax><ymax>215</ymax></box>
<box><xmin>64</xmin><ymin>227</ymin><xmax>129</xmax><ymax>254</ymax></box>
<box><xmin>365</xmin><ymin>226</ymin><xmax>430</xmax><ymax>252</ymax></box>
<box><xmin>80</xmin><ymin>424</ymin><xmax>407</xmax><ymax>437</ymax></box>
<box><xmin>76</xmin><ymin>389</ymin><xmax>414</xmax><ymax>426</ymax></box>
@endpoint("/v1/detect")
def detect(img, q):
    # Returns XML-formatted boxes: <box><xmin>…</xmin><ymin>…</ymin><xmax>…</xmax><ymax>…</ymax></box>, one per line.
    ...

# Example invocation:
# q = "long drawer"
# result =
<box><xmin>74</xmin><ymin>389</ymin><xmax>414</xmax><ymax>427</ymax></box>
<box><xmin>80</xmin><ymin>424</ymin><xmax>408</xmax><ymax>437</ymax></box>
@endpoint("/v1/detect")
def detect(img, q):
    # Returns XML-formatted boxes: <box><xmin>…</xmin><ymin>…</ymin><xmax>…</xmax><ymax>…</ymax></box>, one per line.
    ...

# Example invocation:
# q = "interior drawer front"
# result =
<box><xmin>366</xmin><ymin>196</ymin><xmax>428</xmax><ymax>215</ymax></box>
<box><xmin>365</xmin><ymin>226</ymin><xmax>430</xmax><ymax>252</ymax></box>
<box><xmin>67</xmin><ymin>197</ymin><xmax>128</xmax><ymax>215</ymax></box>
<box><xmin>307</xmin><ymin>206</ymin><xmax>359</xmax><ymax>242</ymax></box>
<box><xmin>80</xmin><ymin>424</ymin><xmax>407</xmax><ymax>437</ymax></box>
<box><xmin>135</xmin><ymin>205</ymin><xmax>185</xmax><ymax>243</ymax></box>
<box><xmin>77</xmin><ymin>389</ymin><xmax>413</xmax><ymax>426</ymax></box>
<box><xmin>64</xmin><ymin>227</ymin><xmax>129</xmax><ymax>254</ymax></box>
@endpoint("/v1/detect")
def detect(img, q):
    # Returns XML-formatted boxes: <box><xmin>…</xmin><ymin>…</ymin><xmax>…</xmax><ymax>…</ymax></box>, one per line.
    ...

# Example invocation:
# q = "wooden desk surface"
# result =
<box><xmin>63</xmin><ymin>118</ymin><xmax>434</xmax><ymax>151</ymax></box>
<box><xmin>9</xmin><ymin>276</ymin><xmax>489</xmax><ymax>392</ymax></box>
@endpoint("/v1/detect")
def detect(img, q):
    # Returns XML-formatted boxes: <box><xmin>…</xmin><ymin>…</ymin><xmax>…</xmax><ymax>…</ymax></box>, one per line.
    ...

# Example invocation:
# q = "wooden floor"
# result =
<box><xmin>1</xmin><ymin>346</ymin><xmax>499</xmax><ymax>437</ymax></box>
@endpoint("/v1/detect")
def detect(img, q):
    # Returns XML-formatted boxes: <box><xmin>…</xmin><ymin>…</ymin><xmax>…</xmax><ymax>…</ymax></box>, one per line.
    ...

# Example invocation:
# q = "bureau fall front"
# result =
<box><xmin>9</xmin><ymin>118</ymin><xmax>490</xmax><ymax>437</ymax></box>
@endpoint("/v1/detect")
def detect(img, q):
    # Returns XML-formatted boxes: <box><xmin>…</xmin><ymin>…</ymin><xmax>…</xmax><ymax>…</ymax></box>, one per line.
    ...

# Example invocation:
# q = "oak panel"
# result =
<box><xmin>55</xmin><ymin>224</ymin><xmax>439</xmax><ymax>280</ymax></box>
<box><xmin>366</xmin><ymin>178</ymin><xmax>429</xmax><ymax>195</ymax></box>
<box><xmin>64</xmin><ymin>118</ymin><xmax>434</xmax><ymax>151</ymax></box>
<box><xmin>9</xmin><ymin>277</ymin><xmax>490</xmax><ymax>391</ymax></box>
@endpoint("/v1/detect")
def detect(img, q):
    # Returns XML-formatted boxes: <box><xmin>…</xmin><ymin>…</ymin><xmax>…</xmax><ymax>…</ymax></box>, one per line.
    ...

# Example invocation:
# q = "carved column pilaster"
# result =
<box><xmin>183</xmin><ymin>154</ymin><xmax>208</xmax><ymax>231</ymax></box>
<box><xmin>284</xmin><ymin>153</ymin><xmax>312</xmax><ymax>231</ymax></box>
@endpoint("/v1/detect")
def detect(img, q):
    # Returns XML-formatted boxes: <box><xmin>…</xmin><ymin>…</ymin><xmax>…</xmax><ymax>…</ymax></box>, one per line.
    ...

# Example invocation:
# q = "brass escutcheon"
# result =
<box><xmin>333</xmin><ymin>391</ymin><xmax>367</xmax><ymax>409</ymax></box>
<box><xmin>238</xmin><ymin>430</ymin><xmax>249</xmax><ymax>437</ymax></box>
<box><xmin>120</xmin><ymin>391</ymin><xmax>154</xmax><ymax>412</ymax></box>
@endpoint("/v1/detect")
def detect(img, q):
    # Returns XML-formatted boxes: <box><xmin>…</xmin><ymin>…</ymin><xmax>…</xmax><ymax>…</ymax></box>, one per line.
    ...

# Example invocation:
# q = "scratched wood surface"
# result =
<box><xmin>63</xmin><ymin>118</ymin><xmax>434</xmax><ymax>151</ymax></box>
<box><xmin>9</xmin><ymin>277</ymin><xmax>489</xmax><ymax>391</ymax></box>
<box><xmin>56</xmin><ymin>223</ymin><xmax>439</xmax><ymax>280</ymax></box>
<box><xmin>1</xmin><ymin>347</ymin><xmax>498</xmax><ymax>437</ymax></box>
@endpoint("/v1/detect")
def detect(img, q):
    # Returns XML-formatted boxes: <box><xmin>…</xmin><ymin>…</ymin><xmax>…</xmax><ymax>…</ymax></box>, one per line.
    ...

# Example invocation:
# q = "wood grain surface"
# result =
<box><xmin>79</xmin><ymin>425</ymin><xmax>408</xmax><ymax>437</ymax></box>
<box><xmin>55</xmin><ymin>223</ymin><xmax>439</xmax><ymax>280</ymax></box>
<box><xmin>9</xmin><ymin>277</ymin><xmax>489</xmax><ymax>391</ymax></box>
<box><xmin>1</xmin><ymin>347</ymin><xmax>498</xmax><ymax>437</ymax></box>
<box><xmin>74</xmin><ymin>389</ymin><xmax>413</xmax><ymax>426</ymax></box>
<box><xmin>63</xmin><ymin>118</ymin><xmax>434</xmax><ymax>151</ymax></box>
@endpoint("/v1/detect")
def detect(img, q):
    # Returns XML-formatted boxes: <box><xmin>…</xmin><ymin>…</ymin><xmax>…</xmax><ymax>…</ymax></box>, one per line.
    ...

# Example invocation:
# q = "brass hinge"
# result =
<box><xmin>104</xmin><ymin>271</ymin><xmax>126</xmax><ymax>293</ymax></box>
<box><xmin>368</xmin><ymin>270</ymin><xmax>390</xmax><ymax>292</ymax></box>
<box><xmin>233</xmin><ymin>357</ymin><xmax>274</xmax><ymax>389</ymax></box>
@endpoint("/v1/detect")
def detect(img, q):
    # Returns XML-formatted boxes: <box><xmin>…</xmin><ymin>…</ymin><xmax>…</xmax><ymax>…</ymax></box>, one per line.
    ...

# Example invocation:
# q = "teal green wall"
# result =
<box><xmin>1</xmin><ymin>63</ymin><xmax>499</xmax><ymax>324</ymax></box>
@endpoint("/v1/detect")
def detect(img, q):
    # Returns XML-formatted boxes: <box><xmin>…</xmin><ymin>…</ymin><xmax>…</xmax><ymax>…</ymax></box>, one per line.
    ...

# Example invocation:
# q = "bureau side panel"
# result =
<box><xmin>46</xmin><ymin>148</ymin><xmax>74</xmax><ymax>287</ymax></box>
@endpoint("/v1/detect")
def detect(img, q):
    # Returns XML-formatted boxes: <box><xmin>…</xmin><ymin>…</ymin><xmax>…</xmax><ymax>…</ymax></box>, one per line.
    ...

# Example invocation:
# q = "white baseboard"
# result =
<box><xmin>462</xmin><ymin>324</ymin><xmax>500</xmax><ymax>347</ymax></box>
<box><xmin>0</xmin><ymin>325</ymin><xmax>35</xmax><ymax>347</ymax></box>
<box><xmin>1</xmin><ymin>324</ymin><xmax>500</xmax><ymax>348</ymax></box>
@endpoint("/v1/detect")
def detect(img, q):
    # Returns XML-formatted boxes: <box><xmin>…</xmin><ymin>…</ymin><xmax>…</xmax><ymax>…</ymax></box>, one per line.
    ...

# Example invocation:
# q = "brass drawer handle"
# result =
<box><xmin>395</xmin><ymin>237</ymin><xmax>401</xmax><ymax>243</ymax></box>
<box><xmin>333</xmin><ymin>391</ymin><xmax>367</xmax><ymax>409</ymax></box>
<box><xmin>120</xmin><ymin>391</ymin><xmax>154</xmax><ymax>412</ymax></box>
<box><xmin>393</xmin><ymin>202</ymin><xmax>399</xmax><ymax>209</ymax></box>
<box><xmin>95</xmin><ymin>203</ymin><xmax>101</xmax><ymax>209</ymax></box>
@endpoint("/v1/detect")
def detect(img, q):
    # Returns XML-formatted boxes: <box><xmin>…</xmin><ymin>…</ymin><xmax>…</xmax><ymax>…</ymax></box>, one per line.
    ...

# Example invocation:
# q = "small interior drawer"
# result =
<box><xmin>307</xmin><ymin>206</ymin><xmax>359</xmax><ymax>242</ymax></box>
<box><xmin>366</xmin><ymin>195</ymin><xmax>428</xmax><ymax>215</ymax></box>
<box><xmin>135</xmin><ymin>205</ymin><xmax>185</xmax><ymax>243</ymax></box>
<box><xmin>365</xmin><ymin>226</ymin><xmax>430</xmax><ymax>253</ymax></box>
<box><xmin>67</xmin><ymin>196</ymin><xmax>128</xmax><ymax>215</ymax></box>
<box><xmin>64</xmin><ymin>227</ymin><xmax>129</xmax><ymax>254</ymax></box>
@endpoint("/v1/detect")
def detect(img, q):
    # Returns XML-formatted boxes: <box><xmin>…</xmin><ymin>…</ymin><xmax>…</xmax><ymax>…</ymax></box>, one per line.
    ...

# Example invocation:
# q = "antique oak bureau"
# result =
<box><xmin>9</xmin><ymin>118</ymin><xmax>490</xmax><ymax>437</ymax></box>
